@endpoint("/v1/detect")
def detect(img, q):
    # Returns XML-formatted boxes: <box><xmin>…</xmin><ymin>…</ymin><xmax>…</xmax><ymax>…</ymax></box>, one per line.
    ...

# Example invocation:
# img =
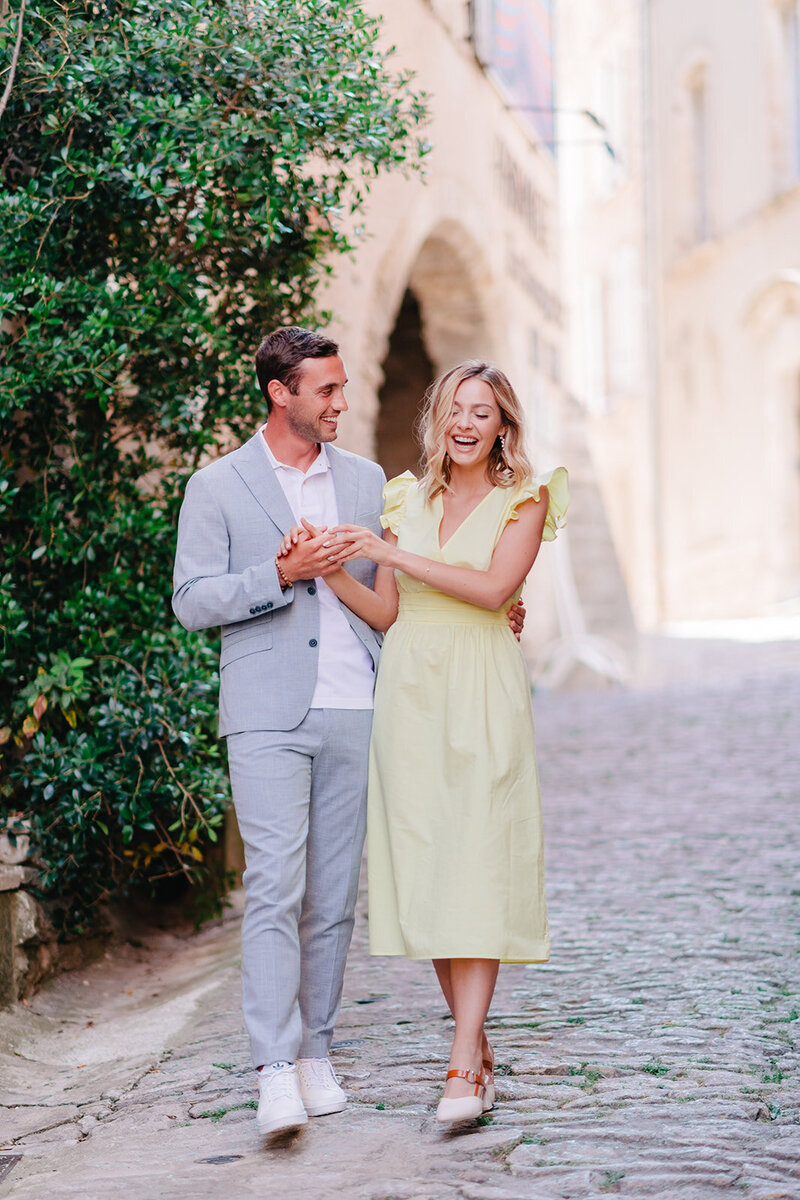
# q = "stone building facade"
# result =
<box><xmin>558</xmin><ymin>0</ymin><xmax>800</xmax><ymax>624</ymax></box>
<box><xmin>322</xmin><ymin>0</ymin><xmax>634</xmax><ymax>675</ymax></box>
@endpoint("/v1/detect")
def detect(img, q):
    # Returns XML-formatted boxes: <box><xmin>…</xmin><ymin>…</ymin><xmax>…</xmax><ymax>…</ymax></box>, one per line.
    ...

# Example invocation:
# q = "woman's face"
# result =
<box><xmin>445</xmin><ymin>378</ymin><xmax>505</xmax><ymax>470</ymax></box>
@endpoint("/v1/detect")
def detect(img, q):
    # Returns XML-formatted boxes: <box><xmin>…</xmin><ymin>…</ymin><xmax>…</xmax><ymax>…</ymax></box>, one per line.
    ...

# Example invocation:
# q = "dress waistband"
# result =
<box><xmin>395</xmin><ymin>591</ymin><xmax>508</xmax><ymax>626</ymax></box>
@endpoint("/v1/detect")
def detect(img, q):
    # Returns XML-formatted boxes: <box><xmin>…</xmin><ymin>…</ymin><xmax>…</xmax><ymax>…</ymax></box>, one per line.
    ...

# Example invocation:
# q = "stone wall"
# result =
<box><xmin>558</xmin><ymin>0</ymin><xmax>800</xmax><ymax>623</ymax></box>
<box><xmin>0</xmin><ymin>827</ymin><xmax>47</xmax><ymax>1007</ymax></box>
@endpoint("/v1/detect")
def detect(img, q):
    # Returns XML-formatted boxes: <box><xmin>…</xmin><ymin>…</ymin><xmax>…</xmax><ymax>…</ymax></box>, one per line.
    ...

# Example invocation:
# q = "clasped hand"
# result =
<box><xmin>276</xmin><ymin>518</ymin><xmax>389</xmax><ymax>582</ymax></box>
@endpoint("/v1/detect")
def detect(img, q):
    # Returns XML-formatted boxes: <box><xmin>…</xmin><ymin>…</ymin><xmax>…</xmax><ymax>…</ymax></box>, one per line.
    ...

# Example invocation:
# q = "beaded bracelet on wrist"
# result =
<box><xmin>275</xmin><ymin>556</ymin><xmax>292</xmax><ymax>590</ymax></box>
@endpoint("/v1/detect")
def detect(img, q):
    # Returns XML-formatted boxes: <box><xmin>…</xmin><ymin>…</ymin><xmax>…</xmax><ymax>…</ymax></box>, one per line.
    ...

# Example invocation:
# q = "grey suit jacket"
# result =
<box><xmin>172</xmin><ymin>432</ymin><xmax>385</xmax><ymax>735</ymax></box>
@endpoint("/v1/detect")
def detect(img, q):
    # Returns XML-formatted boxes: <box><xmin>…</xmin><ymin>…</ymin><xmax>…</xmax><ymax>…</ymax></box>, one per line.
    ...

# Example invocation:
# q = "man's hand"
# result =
<box><xmin>277</xmin><ymin>520</ymin><xmax>354</xmax><ymax>582</ymax></box>
<box><xmin>507</xmin><ymin>597</ymin><xmax>526</xmax><ymax>642</ymax></box>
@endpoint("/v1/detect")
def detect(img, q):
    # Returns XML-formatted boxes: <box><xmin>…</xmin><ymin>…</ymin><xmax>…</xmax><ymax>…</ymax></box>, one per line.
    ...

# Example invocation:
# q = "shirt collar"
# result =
<box><xmin>258</xmin><ymin>425</ymin><xmax>330</xmax><ymax>477</ymax></box>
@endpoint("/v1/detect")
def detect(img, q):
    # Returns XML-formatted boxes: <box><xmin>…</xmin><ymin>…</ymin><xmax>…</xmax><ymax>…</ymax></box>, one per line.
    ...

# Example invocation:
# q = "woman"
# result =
<box><xmin>282</xmin><ymin>361</ymin><xmax>567</xmax><ymax>1122</ymax></box>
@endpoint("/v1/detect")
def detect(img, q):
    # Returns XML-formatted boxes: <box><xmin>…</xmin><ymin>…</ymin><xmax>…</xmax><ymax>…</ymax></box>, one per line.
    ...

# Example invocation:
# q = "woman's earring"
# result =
<box><xmin>497</xmin><ymin>433</ymin><xmax>509</xmax><ymax>470</ymax></box>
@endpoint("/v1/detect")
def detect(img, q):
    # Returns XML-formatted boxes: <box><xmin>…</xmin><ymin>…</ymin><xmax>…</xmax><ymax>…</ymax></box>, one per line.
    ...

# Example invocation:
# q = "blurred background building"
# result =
<box><xmin>319</xmin><ymin>0</ymin><xmax>800</xmax><ymax>677</ymax></box>
<box><xmin>325</xmin><ymin>0</ymin><xmax>635</xmax><ymax>682</ymax></box>
<box><xmin>558</xmin><ymin>0</ymin><xmax>800</xmax><ymax>626</ymax></box>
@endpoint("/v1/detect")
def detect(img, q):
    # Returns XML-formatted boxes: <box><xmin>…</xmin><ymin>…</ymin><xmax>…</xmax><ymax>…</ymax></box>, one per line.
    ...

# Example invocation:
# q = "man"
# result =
<box><xmin>172</xmin><ymin>327</ymin><xmax>525</xmax><ymax>1137</ymax></box>
<box><xmin>173</xmin><ymin>327</ymin><xmax>384</xmax><ymax>1135</ymax></box>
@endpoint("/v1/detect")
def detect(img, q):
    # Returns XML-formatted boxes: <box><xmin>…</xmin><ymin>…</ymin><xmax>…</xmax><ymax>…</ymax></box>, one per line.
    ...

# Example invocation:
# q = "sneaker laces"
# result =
<box><xmin>301</xmin><ymin>1057</ymin><xmax>338</xmax><ymax>1086</ymax></box>
<box><xmin>261</xmin><ymin>1065</ymin><xmax>299</xmax><ymax>1103</ymax></box>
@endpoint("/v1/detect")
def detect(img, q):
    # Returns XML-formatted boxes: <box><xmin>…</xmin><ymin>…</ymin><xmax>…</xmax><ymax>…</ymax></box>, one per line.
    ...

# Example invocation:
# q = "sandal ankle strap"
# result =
<box><xmin>445</xmin><ymin>1067</ymin><xmax>484</xmax><ymax>1096</ymax></box>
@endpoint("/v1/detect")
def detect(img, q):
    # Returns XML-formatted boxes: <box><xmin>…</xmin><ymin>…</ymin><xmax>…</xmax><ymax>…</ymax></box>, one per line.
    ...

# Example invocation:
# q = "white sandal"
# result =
<box><xmin>436</xmin><ymin>1067</ymin><xmax>486</xmax><ymax>1123</ymax></box>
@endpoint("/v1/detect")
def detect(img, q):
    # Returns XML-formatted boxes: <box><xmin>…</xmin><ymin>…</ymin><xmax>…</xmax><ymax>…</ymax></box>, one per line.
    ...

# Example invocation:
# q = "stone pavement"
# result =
<box><xmin>1</xmin><ymin>653</ymin><xmax>799</xmax><ymax>1200</ymax></box>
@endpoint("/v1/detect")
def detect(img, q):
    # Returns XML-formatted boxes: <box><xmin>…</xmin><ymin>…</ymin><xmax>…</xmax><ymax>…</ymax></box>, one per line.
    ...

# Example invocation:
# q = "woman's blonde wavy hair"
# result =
<box><xmin>416</xmin><ymin>360</ymin><xmax>533</xmax><ymax>500</ymax></box>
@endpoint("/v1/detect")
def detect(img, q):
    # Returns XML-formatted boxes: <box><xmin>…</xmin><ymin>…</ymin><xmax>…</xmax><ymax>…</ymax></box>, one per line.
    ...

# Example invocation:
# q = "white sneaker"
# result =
<box><xmin>256</xmin><ymin>1063</ymin><xmax>308</xmax><ymax>1135</ymax></box>
<box><xmin>296</xmin><ymin>1057</ymin><xmax>347</xmax><ymax>1117</ymax></box>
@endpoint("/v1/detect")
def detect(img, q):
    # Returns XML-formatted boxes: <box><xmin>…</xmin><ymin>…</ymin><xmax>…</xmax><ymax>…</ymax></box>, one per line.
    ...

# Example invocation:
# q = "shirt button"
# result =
<box><xmin>309</xmin><ymin>638</ymin><xmax>318</xmax><ymax>647</ymax></box>
<box><xmin>307</xmin><ymin>586</ymin><xmax>316</xmax><ymax>595</ymax></box>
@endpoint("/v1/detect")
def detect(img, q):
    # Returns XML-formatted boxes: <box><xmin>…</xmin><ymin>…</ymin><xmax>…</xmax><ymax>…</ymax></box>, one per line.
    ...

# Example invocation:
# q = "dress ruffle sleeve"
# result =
<box><xmin>504</xmin><ymin>466</ymin><xmax>569</xmax><ymax>541</ymax></box>
<box><xmin>380</xmin><ymin>470</ymin><xmax>417</xmax><ymax>535</ymax></box>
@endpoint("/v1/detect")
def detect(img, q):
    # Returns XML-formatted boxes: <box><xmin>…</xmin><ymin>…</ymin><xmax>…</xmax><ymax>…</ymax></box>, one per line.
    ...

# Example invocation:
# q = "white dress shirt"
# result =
<box><xmin>260</xmin><ymin>428</ymin><xmax>375</xmax><ymax>709</ymax></box>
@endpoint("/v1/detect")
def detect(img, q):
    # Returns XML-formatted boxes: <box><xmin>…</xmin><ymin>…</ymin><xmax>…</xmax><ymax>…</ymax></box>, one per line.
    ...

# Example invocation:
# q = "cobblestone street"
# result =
<box><xmin>2</xmin><ymin>650</ymin><xmax>799</xmax><ymax>1200</ymax></box>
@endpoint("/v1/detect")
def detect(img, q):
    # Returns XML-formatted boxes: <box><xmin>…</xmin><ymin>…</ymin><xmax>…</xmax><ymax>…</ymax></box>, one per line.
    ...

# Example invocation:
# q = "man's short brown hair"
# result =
<box><xmin>255</xmin><ymin>326</ymin><xmax>340</xmax><ymax>412</ymax></box>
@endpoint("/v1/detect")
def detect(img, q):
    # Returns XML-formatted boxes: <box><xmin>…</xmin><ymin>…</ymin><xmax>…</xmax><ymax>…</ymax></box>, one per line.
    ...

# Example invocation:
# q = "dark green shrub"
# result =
<box><xmin>0</xmin><ymin>0</ymin><xmax>427</xmax><ymax>931</ymax></box>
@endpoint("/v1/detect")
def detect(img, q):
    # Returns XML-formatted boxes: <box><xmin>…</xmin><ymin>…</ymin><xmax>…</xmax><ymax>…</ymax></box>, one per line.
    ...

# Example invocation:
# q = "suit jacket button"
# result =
<box><xmin>309</xmin><ymin>638</ymin><xmax>318</xmax><ymax>647</ymax></box>
<box><xmin>267</xmin><ymin>601</ymin><xmax>273</xmax><ymax>609</ymax></box>
<box><xmin>249</xmin><ymin>607</ymin><xmax>256</xmax><ymax>614</ymax></box>
<box><xmin>307</xmin><ymin>586</ymin><xmax>316</xmax><ymax>596</ymax></box>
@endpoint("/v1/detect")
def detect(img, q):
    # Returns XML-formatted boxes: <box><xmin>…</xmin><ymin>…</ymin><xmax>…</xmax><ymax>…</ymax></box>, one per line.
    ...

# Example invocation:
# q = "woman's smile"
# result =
<box><xmin>447</xmin><ymin>423</ymin><xmax>492</xmax><ymax>462</ymax></box>
<box><xmin>445</xmin><ymin>378</ymin><xmax>505</xmax><ymax>466</ymax></box>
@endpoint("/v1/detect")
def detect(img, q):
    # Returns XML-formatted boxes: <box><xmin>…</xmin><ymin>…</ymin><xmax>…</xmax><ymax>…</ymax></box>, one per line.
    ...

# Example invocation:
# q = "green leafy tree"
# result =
<box><xmin>0</xmin><ymin>0</ymin><xmax>427</xmax><ymax>931</ymax></box>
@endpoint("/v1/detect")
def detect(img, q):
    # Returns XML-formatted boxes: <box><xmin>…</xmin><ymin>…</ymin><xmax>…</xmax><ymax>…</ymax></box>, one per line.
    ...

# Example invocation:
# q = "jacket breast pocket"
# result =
<box><xmin>354</xmin><ymin>508</ymin><xmax>381</xmax><ymax>530</ymax></box>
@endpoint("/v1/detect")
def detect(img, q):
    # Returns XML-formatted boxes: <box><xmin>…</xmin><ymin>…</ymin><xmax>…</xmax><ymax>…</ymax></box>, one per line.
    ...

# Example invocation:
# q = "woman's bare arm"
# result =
<box><xmin>324</xmin><ymin>534</ymin><xmax>400</xmax><ymax>632</ymax></box>
<box><xmin>332</xmin><ymin>490</ymin><xmax>549</xmax><ymax>612</ymax></box>
<box><xmin>279</xmin><ymin>520</ymin><xmax>400</xmax><ymax>631</ymax></box>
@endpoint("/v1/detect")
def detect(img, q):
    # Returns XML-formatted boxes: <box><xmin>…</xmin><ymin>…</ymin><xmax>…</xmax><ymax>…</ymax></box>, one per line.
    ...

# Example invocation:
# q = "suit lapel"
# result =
<box><xmin>327</xmin><ymin>445</ymin><xmax>359</xmax><ymax>524</ymax></box>
<box><xmin>231</xmin><ymin>432</ymin><xmax>295</xmax><ymax>536</ymax></box>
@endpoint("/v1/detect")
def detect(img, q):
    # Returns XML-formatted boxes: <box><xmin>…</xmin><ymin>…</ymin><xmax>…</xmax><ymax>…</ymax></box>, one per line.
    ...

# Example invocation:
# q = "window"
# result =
<box><xmin>766</xmin><ymin>1</ymin><xmax>800</xmax><ymax>189</ymax></box>
<box><xmin>606</xmin><ymin>244</ymin><xmax>643</xmax><ymax>394</ymax></box>
<box><xmin>782</xmin><ymin>2</ymin><xmax>800</xmax><ymax>180</ymax></box>
<box><xmin>689</xmin><ymin>73</ymin><xmax>711</xmax><ymax>243</ymax></box>
<box><xmin>592</xmin><ymin>44</ymin><xmax>628</xmax><ymax>199</ymax></box>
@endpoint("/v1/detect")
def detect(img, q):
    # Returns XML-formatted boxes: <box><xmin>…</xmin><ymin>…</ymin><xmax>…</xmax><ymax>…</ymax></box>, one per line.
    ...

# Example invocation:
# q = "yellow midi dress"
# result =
<box><xmin>367</xmin><ymin>468</ymin><xmax>569</xmax><ymax>963</ymax></box>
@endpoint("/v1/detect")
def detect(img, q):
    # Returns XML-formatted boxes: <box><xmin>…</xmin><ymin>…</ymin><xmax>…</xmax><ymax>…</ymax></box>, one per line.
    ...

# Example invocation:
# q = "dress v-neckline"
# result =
<box><xmin>436</xmin><ymin>487</ymin><xmax>497</xmax><ymax>550</ymax></box>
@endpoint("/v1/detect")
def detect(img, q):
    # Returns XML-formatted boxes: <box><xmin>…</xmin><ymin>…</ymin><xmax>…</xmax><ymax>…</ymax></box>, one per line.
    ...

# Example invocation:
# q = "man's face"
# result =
<box><xmin>284</xmin><ymin>355</ymin><xmax>348</xmax><ymax>444</ymax></box>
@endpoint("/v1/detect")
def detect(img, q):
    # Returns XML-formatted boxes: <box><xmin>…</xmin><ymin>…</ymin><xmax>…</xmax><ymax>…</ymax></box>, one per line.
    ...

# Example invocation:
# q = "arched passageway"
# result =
<box><xmin>374</xmin><ymin>222</ymin><xmax>495</xmax><ymax>480</ymax></box>
<box><xmin>376</xmin><ymin>289</ymin><xmax>432</xmax><ymax>480</ymax></box>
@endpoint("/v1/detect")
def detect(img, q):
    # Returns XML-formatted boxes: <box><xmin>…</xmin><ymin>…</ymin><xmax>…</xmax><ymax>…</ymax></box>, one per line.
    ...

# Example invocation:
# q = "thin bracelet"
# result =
<box><xmin>275</xmin><ymin>555</ymin><xmax>292</xmax><ymax>590</ymax></box>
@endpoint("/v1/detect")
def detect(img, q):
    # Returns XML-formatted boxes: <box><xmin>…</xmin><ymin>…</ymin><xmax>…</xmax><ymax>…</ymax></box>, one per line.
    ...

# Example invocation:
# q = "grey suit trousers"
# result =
<box><xmin>227</xmin><ymin>708</ymin><xmax>372</xmax><ymax>1067</ymax></box>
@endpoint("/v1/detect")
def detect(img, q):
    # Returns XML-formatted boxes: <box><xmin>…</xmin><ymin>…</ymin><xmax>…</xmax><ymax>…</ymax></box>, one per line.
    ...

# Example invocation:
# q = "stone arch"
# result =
<box><xmin>406</xmin><ymin>220</ymin><xmax>496</xmax><ymax>373</ymax></box>
<box><xmin>744</xmin><ymin>268</ymin><xmax>800</xmax><ymax>333</ymax></box>
<box><xmin>367</xmin><ymin>220</ymin><xmax>498</xmax><ymax>476</ymax></box>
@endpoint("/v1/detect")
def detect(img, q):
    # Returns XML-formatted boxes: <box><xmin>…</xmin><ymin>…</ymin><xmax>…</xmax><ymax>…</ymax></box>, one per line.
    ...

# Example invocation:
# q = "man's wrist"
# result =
<box><xmin>275</xmin><ymin>555</ymin><xmax>293</xmax><ymax>590</ymax></box>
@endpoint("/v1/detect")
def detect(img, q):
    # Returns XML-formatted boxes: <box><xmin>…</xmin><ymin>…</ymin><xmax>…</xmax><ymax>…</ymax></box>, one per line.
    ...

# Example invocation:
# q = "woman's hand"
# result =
<box><xmin>278</xmin><ymin>524</ymin><xmax>316</xmax><ymax>557</ymax></box>
<box><xmin>507</xmin><ymin>597</ymin><xmax>526</xmax><ymax>642</ymax></box>
<box><xmin>327</xmin><ymin>523</ymin><xmax>396</xmax><ymax>567</ymax></box>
